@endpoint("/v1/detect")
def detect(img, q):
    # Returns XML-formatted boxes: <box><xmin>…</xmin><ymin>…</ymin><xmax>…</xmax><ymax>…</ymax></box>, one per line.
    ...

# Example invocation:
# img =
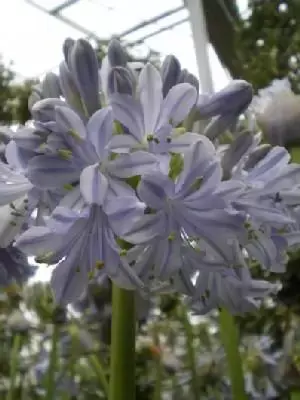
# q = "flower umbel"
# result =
<box><xmin>0</xmin><ymin>37</ymin><xmax>298</xmax><ymax>315</ymax></box>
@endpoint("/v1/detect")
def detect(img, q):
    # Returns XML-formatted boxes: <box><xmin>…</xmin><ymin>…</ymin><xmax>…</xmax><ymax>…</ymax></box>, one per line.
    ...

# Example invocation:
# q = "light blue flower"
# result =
<box><xmin>0</xmin><ymin>140</ymin><xmax>65</xmax><ymax>240</ymax></box>
<box><xmin>123</xmin><ymin>139</ymin><xmax>246</xmax><ymax>261</ymax></box>
<box><xmin>228</xmin><ymin>146</ymin><xmax>300</xmax><ymax>223</ymax></box>
<box><xmin>16</xmin><ymin>199</ymin><xmax>146</xmax><ymax>305</ymax></box>
<box><xmin>27</xmin><ymin>105</ymin><xmax>158</xmax><ymax>200</ymax></box>
<box><xmin>187</xmin><ymin>242</ymin><xmax>277</xmax><ymax>315</ymax></box>
<box><xmin>108</xmin><ymin>63</ymin><xmax>199</xmax><ymax>170</ymax></box>
<box><xmin>217</xmin><ymin>146</ymin><xmax>300</xmax><ymax>272</ymax></box>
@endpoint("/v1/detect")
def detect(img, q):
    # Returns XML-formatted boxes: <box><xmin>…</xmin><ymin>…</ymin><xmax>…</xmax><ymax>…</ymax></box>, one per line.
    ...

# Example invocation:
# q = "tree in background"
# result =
<box><xmin>237</xmin><ymin>0</ymin><xmax>300</xmax><ymax>91</ymax></box>
<box><xmin>0</xmin><ymin>58</ymin><xmax>34</xmax><ymax>125</ymax></box>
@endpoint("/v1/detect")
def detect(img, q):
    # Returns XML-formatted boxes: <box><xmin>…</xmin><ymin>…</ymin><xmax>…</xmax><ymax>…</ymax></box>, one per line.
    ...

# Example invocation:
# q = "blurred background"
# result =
<box><xmin>2</xmin><ymin>1</ymin><xmax>300</xmax><ymax>399</ymax></box>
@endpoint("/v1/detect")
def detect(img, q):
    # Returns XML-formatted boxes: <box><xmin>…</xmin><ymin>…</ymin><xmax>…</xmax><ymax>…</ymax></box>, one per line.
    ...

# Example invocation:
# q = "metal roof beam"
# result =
<box><xmin>116</xmin><ymin>5</ymin><xmax>185</xmax><ymax>39</ymax></box>
<box><xmin>50</xmin><ymin>0</ymin><xmax>80</xmax><ymax>15</ymax></box>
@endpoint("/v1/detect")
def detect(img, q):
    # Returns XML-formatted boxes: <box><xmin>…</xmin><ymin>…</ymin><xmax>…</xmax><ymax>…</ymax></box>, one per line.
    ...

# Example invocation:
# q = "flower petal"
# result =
<box><xmin>110</xmin><ymin>94</ymin><xmax>144</xmax><ymax>141</ymax></box>
<box><xmin>138</xmin><ymin>172</ymin><xmax>174</xmax><ymax>208</ymax></box>
<box><xmin>13</xmin><ymin>127</ymin><xmax>44</xmax><ymax>151</ymax></box>
<box><xmin>104</xmin><ymin>196</ymin><xmax>145</xmax><ymax>236</ymax></box>
<box><xmin>0</xmin><ymin>181</ymin><xmax>32</xmax><ymax>206</ymax></box>
<box><xmin>138</xmin><ymin>63</ymin><xmax>163</xmax><ymax>133</ymax></box>
<box><xmin>51</xmin><ymin>256</ymin><xmax>88</xmax><ymax>305</ymax></box>
<box><xmin>80</xmin><ymin>164</ymin><xmax>108</xmax><ymax>205</ymax></box>
<box><xmin>55</xmin><ymin>105</ymin><xmax>86</xmax><ymax>139</ymax></box>
<box><xmin>5</xmin><ymin>141</ymin><xmax>30</xmax><ymax>171</ymax></box>
<box><xmin>15</xmin><ymin>225</ymin><xmax>59</xmax><ymax>255</ymax></box>
<box><xmin>31</xmin><ymin>98</ymin><xmax>66</xmax><ymax>122</ymax></box>
<box><xmin>28</xmin><ymin>155</ymin><xmax>80</xmax><ymax>189</ymax></box>
<box><xmin>47</xmin><ymin>206</ymin><xmax>81</xmax><ymax>233</ymax></box>
<box><xmin>0</xmin><ymin>199</ymin><xmax>28</xmax><ymax>247</ymax></box>
<box><xmin>86</xmin><ymin>107</ymin><xmax>113</xmax><ymax>159</ymax></box>
<box><xmin>176</xmin><ymin>138</ymin><xmax>216</xmax><ymax>195</ymax></box>
<box><xmin>247</xmin><ymin>146</ymin><xmax>290</xmax><ymax>182</ymax></box>
<box><xmin>161</xmin><ymin>83</ymin><xmax>197</xmax><ymax>126</ymax></box>
<box><xmin>108</xmin><ymin>151</ymin><xmax>158</xmax><ymax>178</ymax></box>
<box><xmin>168</xmin><ymin>132</ymin><xmax>199</xmax><ymax>153</ymax></box>
<box><xmin>107</xmin><ymin>134</ymin><xmax>139</xmax><ymax>153</ymax></box>
<box><xmin>123</xmin><ymin>213</ymin><xmax>164</xmax><ymax>244</ymax></box>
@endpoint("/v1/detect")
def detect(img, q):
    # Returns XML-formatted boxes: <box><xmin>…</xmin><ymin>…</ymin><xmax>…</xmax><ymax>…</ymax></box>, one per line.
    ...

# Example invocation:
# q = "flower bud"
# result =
<box><xmin>204</xmin><ymin>114</ymin><xmax>237</xmax><ymax>141</ymax></box>
<box><xmin>107</xmin><ymin>66</ymin><xmax>135</xmax><ymax>95</ymax></box>
<box><xmin>161</xmin><ymin>55</ymin><xmax>181</xmax><ymax>97</ymax></box>
<box><xmin>179</xmin><ymin>69</ymin><xmax>199</xmax><ymax>93</ymax></box>
<box><xmin>58</xmin><ymin>61</ymin><xmax>83</xmax><ymax>114</ymax></box>
<box><xmin>28</xmin><ymin>84</ymin><xmax>43</xmax><ymax>111</ymax></box>
<box><xmin>199</xmin><ymin>80</ymin><xmax>253</xmax><ymax>118</ymax></box>
<box><xmin>69</xmin><ymin>39</ymin><xmax>100</xmax><ymax>115</ymax></box>
<box><xmin>244</xmin><ymin>144</ymin><xmax>272</xmax><ymax>170</ymax></box>
<box><xmin>62</xmin><ymin>37</ymin><xmax>75</xmax><ymax>66</ymax></box>
<box><xmin>42</xmin><ymin>72</ymin><xmax>62</xmax><ymax>99</ymax></box>
<box><xmin>222</xmin><ymin>131</ymin><xmax>254</xmax><ymax>178</ymax></box>
<box><xmin>107</xmin><ymin>38</ymin><xmax>127</xmax><ymax>67</ymax></box>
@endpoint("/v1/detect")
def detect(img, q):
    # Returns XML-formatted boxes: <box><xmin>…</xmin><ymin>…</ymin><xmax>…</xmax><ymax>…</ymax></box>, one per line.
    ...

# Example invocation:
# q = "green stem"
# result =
<box><xmin>219</xmin><ymin>308</ymin><xmax>247</xmax><ymax>400</ymax></box>
<box><xmin>152</xmin><ymin>329</ymin><xmax>163</xmax><ymax>400</ymax></box>
<box><xmin>88</xmin><ymin>354</ymin><xmax>109</xmax><ymax>396</ymax></box>
<box><xmin>45</xmin><ymin>324</ymin><xmax>59</xmax><ymax>400</ymax></box>
<box><xmin>288</xmin><ymin>146</ymin><xmax>300</xmax><ymax>163</ymax></box>
<box><xmin>6</xmin><ymin>334</ymin><xmax>22</xmax><ymax>400</ymax></box>
<box><xmin>109</xmin><ymin>285</ymin><xmax>136</xmax><ymax>400</ymax></box>
<box><xmin>180</xmin><ymin>306</ymin><xmax>199</xmax><ymax>400</ymax></box>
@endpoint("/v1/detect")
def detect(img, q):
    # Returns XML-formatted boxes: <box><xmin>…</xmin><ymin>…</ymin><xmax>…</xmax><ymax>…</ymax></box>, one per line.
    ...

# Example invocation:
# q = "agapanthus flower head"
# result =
<box><xmin>252</xmin><ymin>78</ymin><xmax>300</xmax><ymax>146</ymax></box>
<box><xmin>2</xmin><ymin>37</ymin><xmax>300</xmax><ymax>315</ymax></box>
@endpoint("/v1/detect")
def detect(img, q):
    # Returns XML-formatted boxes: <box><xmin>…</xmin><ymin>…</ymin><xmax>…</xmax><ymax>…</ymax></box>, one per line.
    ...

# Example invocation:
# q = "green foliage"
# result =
<box><xmin>0</xmin><ymin>58</ymin><xmax>34</xmax><ymax>125</ymax></box>
<box><xmin>237</xmin><ymin>0</ymin><xmax>300</xmax><ymax>91</ymax></box>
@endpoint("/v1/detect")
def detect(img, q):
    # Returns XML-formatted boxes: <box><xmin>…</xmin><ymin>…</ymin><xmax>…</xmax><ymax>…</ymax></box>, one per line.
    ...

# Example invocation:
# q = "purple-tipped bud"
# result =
<box><xmin>107</xmin><ymin>39</ymin><xmax>127</xmax><ymax>67</ymax></box>
<box><xmin>107</xmin><ymin>66</ymin><xmax>135</xmax><ymax>95</ymax></box>
<box><xmin>58</xmin><ymin>61</ymin><xmax>83</xmax><ymax>114</ymax></box>
<box><xmin>244</xmin><ymin>144</ymin><xmax>272</xmax><ymax>170</ymax></box>
<box><xmin>199</xmin><ymin>80</ymin><xmax>253</xmax><ymax>118</ymax></box>
<box><xmin>69</xmin><ymin>39</ymin><xmax>100</xmax><ymax>115</ymax></box>
<box><xmin>62</xmin><ymin>37</ymin><xmax>75</xmax><ymax>66</ymax></box>
<box><xmin>42</xmin><ymin>72</ymin><xmax>62</xmax><ymax>99</ymax></box>
<box><xmin>179</xmin><ymin>69</ymin><xmax>199</xmax><ymax>93</ymax></box>
<box><xmin>222</xmin><ymin>131</ymin><xmax>254</xmax><ymax>178</ymax></box>
<box><xmin>161</xmin><ymin>55</ymin><xmax>181</xmax><ymax>97</ymax></box>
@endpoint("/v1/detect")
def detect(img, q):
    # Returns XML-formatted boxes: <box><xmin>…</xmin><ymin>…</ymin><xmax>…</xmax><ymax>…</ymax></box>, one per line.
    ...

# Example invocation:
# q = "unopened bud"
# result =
<box><xmin>198</xmin><ymin>80</ymin><xmax>253</xmax><ymax>118</ymax></box>
<box><xmin>107</xmin><ymin>66</ymin><xmax>134</xmax><ymax>95</ymax></box>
